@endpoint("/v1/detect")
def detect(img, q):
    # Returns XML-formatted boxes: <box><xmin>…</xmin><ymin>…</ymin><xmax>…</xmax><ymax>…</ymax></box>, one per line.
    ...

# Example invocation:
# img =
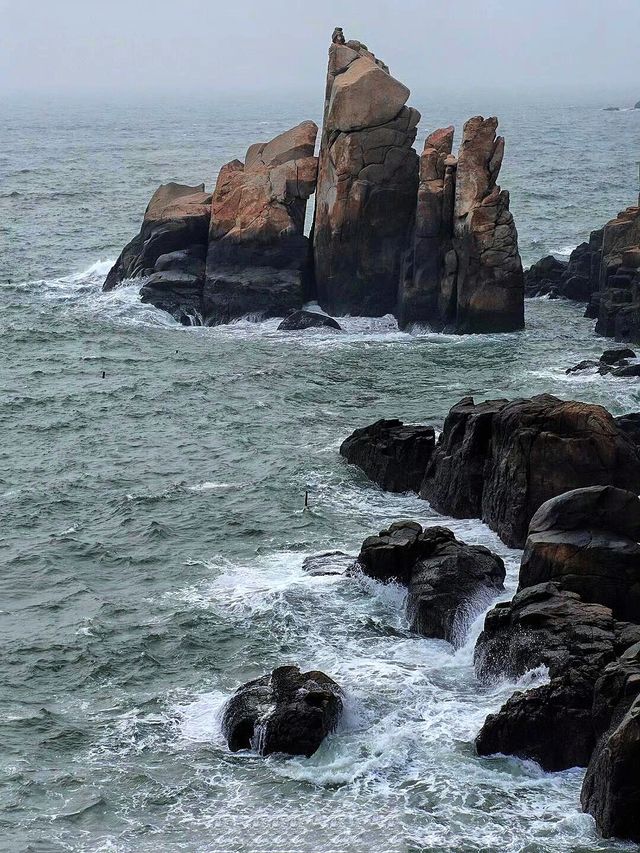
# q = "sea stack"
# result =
<box><xmin>312</xmin><ymin>30</ymin><xmax>420</xmax><ymax>316</ymax></box>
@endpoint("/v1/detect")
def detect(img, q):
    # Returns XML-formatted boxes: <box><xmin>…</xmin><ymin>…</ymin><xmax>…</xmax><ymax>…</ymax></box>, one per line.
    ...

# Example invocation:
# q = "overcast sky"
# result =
<box><xmin>2</xmin><ymin>0</ymin><xmax>639</xmax><ymax>98</ymax></box>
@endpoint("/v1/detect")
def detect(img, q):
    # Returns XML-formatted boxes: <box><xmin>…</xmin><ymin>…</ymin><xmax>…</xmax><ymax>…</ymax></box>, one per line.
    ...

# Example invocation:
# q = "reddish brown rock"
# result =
<box><xmin>313</xmin><ymin>33</ymin><xmax>420</xmax><ymax>316</ymax></box>
<box><xmin>452</xmin><ymin>117</ymin><xmax>524</xmax><ymax>333</ymax></box>
<box><xmin>203</xmin><ymin>121</ymin><xmax>319</xmax><ymax>323</ymax></box>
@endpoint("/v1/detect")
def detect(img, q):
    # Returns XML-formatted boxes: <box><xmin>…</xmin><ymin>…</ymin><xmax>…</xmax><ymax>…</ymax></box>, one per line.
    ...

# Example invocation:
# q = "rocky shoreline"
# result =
<box><xmin>104</xmin><ymin>30</ymin><xmax>524</xmax><ymax>333</ymax></box>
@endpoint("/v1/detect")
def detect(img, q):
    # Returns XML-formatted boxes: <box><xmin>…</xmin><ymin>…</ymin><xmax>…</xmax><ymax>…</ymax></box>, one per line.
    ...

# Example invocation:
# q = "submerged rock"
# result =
<box><xmin>302</xmin><ymin>551</ymin><xmax>354</xmax><ymax>576</ymax></box>
<box><xmin>277</xmin><ymin>310</ymin><xmax>341</xmax><ymax>331</ymax></box>
<box><xmin>340</xmin><ymin>419</ymin><xmax>436</xmax><ymax>493</ymax></box>
<box><xmin>358</xmin><ymin>521</ymin><xmax>505</xmax><ymax>645</ymax></box>
<box><xmin>222</xmin><ymin>665</ymin><xmax>343</xmax><ymax>757</ymax></box>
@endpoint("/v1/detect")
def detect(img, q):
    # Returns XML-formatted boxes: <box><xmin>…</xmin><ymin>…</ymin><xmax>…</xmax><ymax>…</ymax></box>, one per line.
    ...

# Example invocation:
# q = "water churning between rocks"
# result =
<box><xmin>1</xmin><ymin>92</ymin><xmax>640</xmax><ymax>852</ymax></box>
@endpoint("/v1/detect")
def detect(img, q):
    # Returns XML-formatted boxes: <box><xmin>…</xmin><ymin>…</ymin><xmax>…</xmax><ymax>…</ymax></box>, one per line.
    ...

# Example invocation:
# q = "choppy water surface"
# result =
<box><xmin>1</xmin><ymin>94</ymin><xmax>640</xmax><ymax>852</ymax></box>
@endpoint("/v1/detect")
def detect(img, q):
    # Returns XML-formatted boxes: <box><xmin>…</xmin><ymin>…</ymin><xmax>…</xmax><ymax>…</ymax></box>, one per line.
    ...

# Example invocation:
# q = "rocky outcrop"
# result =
<box><xmin>519</xmin><ymin>486</ymin><xmax>640</xmax><ymax>621</ymax></box>
<box><xmin>581</xmin><ymin>642</ymin><xmax>640</xmax><ymax>842</ymax></box>
<box><xmin>221</xmin><ymin>665</ymin><xmax>343</xmax><ymax>757</ymax></box>
<box><xmin>525</xmin><ymin>230</ymin><xmax>603</xmax><ymax>302</ymax></box>
<box><xmin>474</xmin><ymin>582</ymin><xmax>639</xmax><ymax>770</ymax></box>
<box><xmin>277</xmin><ymin>310</ymin><xmax>341</xmax><ymax>331</ymax></box>
<box><xmin>102</xmin><ymin>123</ymin><xmax>318</xmax><ymax>325</ymax></box>
<box><xmin>103</xmin><ymin>182</ymin><xmax>212</xmax><ymax>323</ymax></box>
<box><xmin>524</xmin><ymin>254</ymin><xmax>568</xmax><ymax>298</ymax></box>
<box><xmin>203</xmin><ymin>121</ymin><xmax>319</xmax><ymax>324</ymax></box>
<box><xmin>421</xmin><ymin>394</ymin><xmax>640</xmax><ymax>548</ymax></box>
<box><xmin>358</xmin><ymin>521</ymin><xmax>505</xmax><ymax>645</ymax></box>
<box><xmin>615</xmin><ymin>412</ymin><xmax>640</xmax><ymax>447</ymax></box>
<box><xmin>302</xmin><ymin>551</ymin><xmax>354</xmax><ymax>576</ymax></box>
<box><xmin>398</xmin><ymin>127</ymin><xmax>456</xmax><ymax>328</ymax></box>
<box><xmin>566</xmin><ymin>347</ymin><xmax>638</xmax><ymax>375</ymax></box>
<box><xmin>340</xmin><ymin>419</ymin><xmax>435</xmax><ymax>493</ymax></box>
<box><xmin>399</xmin><ymin>118</ymin><xmax>524</xmax><ymax>333</ymax></box>
<box><xmin>312</xmin><ymin>34</ymin><xmax>420</xmax><ymax>316</ymax></box>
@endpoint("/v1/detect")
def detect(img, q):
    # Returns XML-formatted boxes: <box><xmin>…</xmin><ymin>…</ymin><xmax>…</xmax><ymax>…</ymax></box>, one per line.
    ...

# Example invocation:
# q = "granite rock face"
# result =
<box><xmin>399</xmin><ymin>118</ymin><xmax>524</xmax><ymax>332</ymax></box>
<box><xmin>221</xmin><ymin>665</ymin><xmax>343</xmax><ymax>757</ymax></box>
<box><xmin>519</xmin><ymin>486</ymin><xmax>640</xmax><ymax>621</ymax></box>
<box><xmin>103</xmin><ymin>182</ymin><xmax>212</xmax><ymax>323</ymax></box>
<box><xmin>313</xmin><ymin>34</ymin><xmax>420</xmax><ymax>316</ymax></box>
<box><xmin>358</xmin><ymin>521</ymin><xmax>505</xmax><ymax>645</ymax></box>
<box><xmin>204</xmin><ymin>121</ymin><xmax>319</xmax><ymax>324</ymax></box>
<box><xmin>340</xmin><ymin>419</ymin><xmax>436</xmax><ymax>493</ymax></box>
<box><xmin>421</xmin><ymin>394</ymin><xmax>640</xmax><ymax>548</ymax></box>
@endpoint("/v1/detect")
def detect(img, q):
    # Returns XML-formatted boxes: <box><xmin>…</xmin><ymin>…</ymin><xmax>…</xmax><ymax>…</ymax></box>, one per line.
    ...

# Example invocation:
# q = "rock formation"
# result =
<box><xmin>221</xmin><ymin>665</ymin><xmax>343</xmax><ymax>757</ymax></box>
<box><xmin>399</xmin><ymin>117</ymin><xmax>524</xmax><ymax>332</ymax></box>
<box><xmin>103</xmin><ymin>182</ymin><xmax>213</xmax><ymax>323</ymax></box>
<box><xmin>341</xmin><ymin>395</ymin><xmax>640</xmax><ymax>548</ymax></box>
<box><xmin>340</xmin><ymin>418</ymin><xmax>436</xmax><ymax>493</ymax></box>
<box><xmin>421</xmin><ymin>394</ymin><xmax>640</xmax><ymax>548</ymax></box>
<box><xmin>581</xmin><ymin>642</ymin><xmax>640</xmax><ymax>842</ymax></box>
<box><xmin>204</xmin><ymin>121</ymin><xmax>319</xmax><ymax>323</ymax></box>
<box><xmin>528</xmin><ymin>205</ymin><xmax>640</xmax><ymax>344</ymax></box>
<box><xmin>277</xmin><ymin>310</ymin><xmax>341</xmax><ymax>331</ymax></box>
<box><xmin>519</xmin><ymin>486</ymin><xmax>640</xmax><ymax>621</ymax></box>
<box><xmin>312</xmin><ymin>35</ymin><xmax>420</xmax><ymax>316</ymax></box>
<box><xmin>357</xmin><ymin>521</ymin><xmax>505</xmax><ymax>645</ymax></box>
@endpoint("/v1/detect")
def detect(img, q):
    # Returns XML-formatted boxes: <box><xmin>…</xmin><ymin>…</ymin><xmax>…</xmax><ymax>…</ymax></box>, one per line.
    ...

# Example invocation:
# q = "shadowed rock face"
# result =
<box><xmin>421</xmin><ymin>394</ymin><xmax>640</xmax><ymax>548</ymax></box>
<box><xmin>582</xmin><ymin>643</ymin><xmax>640</xmax><ymax>842</ymax></box>
<box><xmin>340</xmin><ymin>418</ymin><xmax>436</xmax><ymax>493</ymax></box>
<box><xmin>221</xmin><ymin>665</ymin><xmax>343</xmax><ymax>758</ymax></box>
<box><xmin>398</xmin><ymin>118</ymin><xmax>524</xmax><ymax>332</ymax></box>
<box><xmin>357</xmin><ymin>521</ymin><xmax>505</xmax><ymax>646</ymax></box>
<box><xmin>313</xmin><ymin>34</ymin><xmax>420</xmax><ymax>316</ymax></box>
<box><xmin>204</xmin><ymin>121</ymin><xmax>319</xmax><ymax>324</ymax></box>
<box><xmin>103</xmin><ymin>182</ymin><xmax>212</xmax><ymax>322</ymax></box>
<box><xmin>474</xmin><ymin>582</ymin><xmax>640</xmax><ymax>771</ymax></box>
<box><xmin>519</xmin><ymin>486</ymin><xmax>640</xmax><ymax>621</ymax></box>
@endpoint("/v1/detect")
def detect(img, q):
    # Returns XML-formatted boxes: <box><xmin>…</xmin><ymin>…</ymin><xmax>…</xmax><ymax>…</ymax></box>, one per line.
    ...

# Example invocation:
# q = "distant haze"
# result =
<box><xmin>2</xmin><ymin>0</ymin><xmax>639</xmax><ymax>100</ymax></box>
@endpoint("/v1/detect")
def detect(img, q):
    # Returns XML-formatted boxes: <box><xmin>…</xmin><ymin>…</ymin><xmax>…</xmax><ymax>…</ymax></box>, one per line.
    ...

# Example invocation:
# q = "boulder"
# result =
<box><xmin>204</xmin><ymin>122</ymin><xmax>319</xmax><ymax>324</ymax></box>
<box><xmin>474</xmin><ymin>582</ymin><xmax>639</xmax><ymax>770</ymax></box>
<box><xmin>358</xmin><ymin>522</ymin><xmax>505</xmax><ymax>645</ymax></box>
<box><xmin>615</xmin><ymin>413</ymin><xmax>640</xmax><ymax>447</ymax></box>
<box><xmin>581</xmin><ymin>643</ymin><xmax>640</xmax><ymax>842</ymax></box>
<box><xmin>340</xmin><ymin>419</ymin><xmax>436</xmax><ymax>493</ymax></box>
<box><xmin>277</xmin><ymin>310</ymin><xmax>342</xmax><ymax>331</ymax></box>
<box><xmin>519</xmin><ymin>486</ymin><xmax>640</xmax><ymax>621</ymax></box>
<box><xmin>103</xmin><ymin>182</ymin><xmax>212</xmax><ymax>322</ymax></box>
<box><xmin>524</xmin><ymin>255</ymin><xmax>568</xmax><ymax>297</ymax></box>
<box><xmin>611</xmin><ymin>362</ymin><xmax>640</xmax><ymax>377</ymax></box>
<box><xmin>601</xmin><ymin>347</ymin><xmax>636</xmax><ymax>364</ymax></box>
<box><xmin>221</xmin><ymin>665</ymin><xmax>343</xmax><ymax>757</ymax></box>
<box><xmin>313</xmin><ymin>32</ymin><xmax>420</xmax><ymax>316</ymax></box>
<box><xmin>421</xmin><ymin>394</ymin><xmax>640</xmax><ymax>548</ymax></box>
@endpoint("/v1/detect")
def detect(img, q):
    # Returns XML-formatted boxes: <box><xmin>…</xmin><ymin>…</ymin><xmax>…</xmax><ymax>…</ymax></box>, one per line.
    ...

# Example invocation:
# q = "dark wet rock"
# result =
<box><xmin>611</xmin><ymin>362</ymin><xmax>640</xmax><ymax>377</ymax></box>
<box><xmin>581</xmin><ymin>643</ymin><xmax>640</xmax><ymax>842</ymax></box>
<box><xmin>277</xmin><ymin>310</ymin><xmax>341</xmax><ymax>331</ymax></box>
<box><xmin>565</xmin><ymin>359</ymin><xmax>600</xmax><ymax>374</ymax></box>
<box><xmin>139</xmin><ymin>271</ymin><xmax>204</xmax><ymax>324</ymax></box>
<box><xmin>519</xmin><ymin>486</ymin><xmax>640</xmax><ymax>621</ymax></box>
<box><xmin>474</xmin><ymin>582</ymin><xmax>639</xmax><ymax>770</ymax></box>
<box><xmin>524</xmin><ymin>255</ymin><xmax>568</xmax><ymax>297</ymax></box>
<box><xmin>313</xmin><ymin>32</ymin><xmax>420</xmax><ymax>316</ymax></box>
<box><xmin>302</xmin><ymin>551</ymin><xmax>354</xmax><ymax>576</ymax></box>
<box><xmin>340</xmin><ymin>419</ymin><xmax>436</xmax><ymax>493</ymax></box>
<box><xmin>222</xmin><ymin>665</ymin><xmax>343</xmax><ymax>757</ymax></box>
<box><xmin>615</xmin><ymin>413</ymin><xmax>640</xmax><ymax>447</ymax></box>
<box><xmin>421</xmin><ymin>394</ymin><xmax>640</xmax><ymax>548</ymax></box>
<box><xmin>600</xmin><ymin>347</ymin><xmax>637</xmax><ymax>365</ymax></box>
<box><xmin>358</xmin><ymin>521</ymin><xmax>505</xmax><ymax>645</ymax></box>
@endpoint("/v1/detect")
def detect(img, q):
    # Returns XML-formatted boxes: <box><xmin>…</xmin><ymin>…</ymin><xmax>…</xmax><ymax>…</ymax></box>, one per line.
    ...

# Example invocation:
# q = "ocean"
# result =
<box><xmin>1</xmin><ymin>91</ymin><xmax>639</xmax><ymax>852</ymax></box>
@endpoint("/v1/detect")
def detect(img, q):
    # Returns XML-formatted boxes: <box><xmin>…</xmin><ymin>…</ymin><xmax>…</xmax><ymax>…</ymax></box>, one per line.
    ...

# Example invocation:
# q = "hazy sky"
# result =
<box><xmin>2</xmin><ymin>0</ymin><xmax>639</xmax><ymax>97</ymax></box>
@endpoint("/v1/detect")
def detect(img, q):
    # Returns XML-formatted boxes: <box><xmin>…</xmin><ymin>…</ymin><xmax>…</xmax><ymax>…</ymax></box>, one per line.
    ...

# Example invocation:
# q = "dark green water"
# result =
<box><xmin>1</xmin><ymin>94</ymin><xmax>639</xmax><ymax>852</ymax></box>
